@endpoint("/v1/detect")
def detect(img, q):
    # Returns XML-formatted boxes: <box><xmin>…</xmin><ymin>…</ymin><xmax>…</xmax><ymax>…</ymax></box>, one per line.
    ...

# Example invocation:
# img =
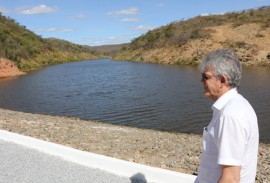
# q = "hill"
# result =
<box><xmin>91</xmin><ymin>44</ymin><xmax>128</xmax><ymax>57</ymax></box>
<box><xmin>0</xmin><ymin>13</ymin><xmax>98</xmax><ymax>72</ymax></box>
<box><xmin>114</xmin><ymin>6</ymin><xmax>270</xmax><ymax>66</ymax></box>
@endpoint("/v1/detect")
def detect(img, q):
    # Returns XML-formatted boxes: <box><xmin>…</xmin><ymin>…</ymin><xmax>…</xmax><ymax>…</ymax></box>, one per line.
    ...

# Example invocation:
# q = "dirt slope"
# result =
<box><xmin>0</xmin><ymin>58</ymin><xmax>25</xmax><ymax>78</ymax></box>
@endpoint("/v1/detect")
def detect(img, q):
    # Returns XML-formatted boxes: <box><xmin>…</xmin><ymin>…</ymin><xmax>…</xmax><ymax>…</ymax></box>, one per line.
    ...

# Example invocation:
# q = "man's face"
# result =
<box><xmin>201</xmin><ymin>69</ymin><xmax>223</xmax><ymax>101</ymax></box>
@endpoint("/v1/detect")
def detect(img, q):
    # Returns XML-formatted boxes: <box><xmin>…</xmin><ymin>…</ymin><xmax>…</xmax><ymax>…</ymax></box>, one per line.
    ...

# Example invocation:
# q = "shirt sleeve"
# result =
<box><xmin>214</xmin><ymin>114</ymin><xmax>246</xmax><ymax>166</ymax></box>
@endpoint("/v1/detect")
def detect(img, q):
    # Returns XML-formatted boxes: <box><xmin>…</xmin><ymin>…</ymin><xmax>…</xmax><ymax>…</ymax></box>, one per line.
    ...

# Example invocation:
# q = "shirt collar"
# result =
<box><xmin>212</xmin><ymin>88</ymin><xmax>238</xmax><ymax>111</ymax></box>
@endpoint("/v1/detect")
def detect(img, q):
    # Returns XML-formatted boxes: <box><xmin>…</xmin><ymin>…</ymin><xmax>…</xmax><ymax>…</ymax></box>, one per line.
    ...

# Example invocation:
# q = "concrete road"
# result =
<box><xmin>0</xmin><ymin>139</ymin><xmax>146</xmax><ymax>183</ymax></box>
<box><xmin>0</xmin><ymin>130</ymin><xmax>196</xmax><ymax>183</ymax></box>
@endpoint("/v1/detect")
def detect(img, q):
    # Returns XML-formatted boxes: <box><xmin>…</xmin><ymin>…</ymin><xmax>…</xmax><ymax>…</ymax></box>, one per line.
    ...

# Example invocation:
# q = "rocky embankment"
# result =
<box><xmin>0</xmin><ymin>58</ymin><xmax>25</xmax><ymax>78</ymax></box>
<box><xmin>0</xmin><ymin>108</ymin><xmax>269</xmax><ymax>183</ymax></box>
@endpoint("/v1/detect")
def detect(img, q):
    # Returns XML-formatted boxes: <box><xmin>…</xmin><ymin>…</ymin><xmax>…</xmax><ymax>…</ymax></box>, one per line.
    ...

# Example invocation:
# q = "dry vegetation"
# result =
<box><xmin>114</xmin><ymin>6</ymin><xmax>270</xmax><ymax>66</ymax></box>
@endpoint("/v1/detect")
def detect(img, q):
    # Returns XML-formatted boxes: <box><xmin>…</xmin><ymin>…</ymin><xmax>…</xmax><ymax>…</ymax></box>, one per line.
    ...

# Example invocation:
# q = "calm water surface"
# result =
<box><xmin>0</xmin><ymin>59</ymin><xmax>269</xmax><ymax>142</ymax></box>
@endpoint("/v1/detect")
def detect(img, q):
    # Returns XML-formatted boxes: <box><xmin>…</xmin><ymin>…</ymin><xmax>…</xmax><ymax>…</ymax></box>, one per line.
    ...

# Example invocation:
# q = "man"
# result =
<box><xmin>195</xmin><ymin>49</ymin><xmax>259</xmax><ymax>183</ymax></box>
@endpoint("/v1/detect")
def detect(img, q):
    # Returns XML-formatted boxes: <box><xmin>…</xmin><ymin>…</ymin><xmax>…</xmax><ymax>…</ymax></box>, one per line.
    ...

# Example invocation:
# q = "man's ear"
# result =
<box><xmin>220</xmin><ymin>75</ymin><xmax>229</xmax><ymax>86</ymax></box>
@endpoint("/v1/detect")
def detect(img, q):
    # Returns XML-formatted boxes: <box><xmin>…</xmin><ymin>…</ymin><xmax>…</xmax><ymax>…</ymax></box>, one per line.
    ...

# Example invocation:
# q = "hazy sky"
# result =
<box><xmin>0</xmin><ymin>0</ymin><xmax>269</xmax><ymax>46</ymax></box>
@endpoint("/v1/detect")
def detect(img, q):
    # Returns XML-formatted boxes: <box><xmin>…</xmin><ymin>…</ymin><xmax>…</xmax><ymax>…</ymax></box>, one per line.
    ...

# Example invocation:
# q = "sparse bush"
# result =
<box><xmin>255</xmin><ymin>32</ymin><xmax>265</xmax><ymax>37</ymax></box>
<box><xmin>235</xmin><ymin>41</ymin><xmax>252</xmax><ymax>49</ymax></box>
<box><xmin>164</xmin><ymin>24</ymin><xmax>175</xmax><ymax>38</ymax></box>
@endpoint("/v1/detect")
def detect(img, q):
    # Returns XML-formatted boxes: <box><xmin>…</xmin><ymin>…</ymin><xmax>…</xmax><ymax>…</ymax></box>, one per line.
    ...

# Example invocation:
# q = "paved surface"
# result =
<box><xmin>0</xmin><ymin>139</ymin><xmax>147</xmax><ymax>183</ymax></box>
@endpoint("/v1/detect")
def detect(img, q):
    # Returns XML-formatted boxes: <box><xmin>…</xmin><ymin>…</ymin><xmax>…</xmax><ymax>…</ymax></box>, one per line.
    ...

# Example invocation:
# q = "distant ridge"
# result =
<box><xmin>91</xmin><ymin>44</ymin><xmax>128</xmax><ymax>57</ymax></box>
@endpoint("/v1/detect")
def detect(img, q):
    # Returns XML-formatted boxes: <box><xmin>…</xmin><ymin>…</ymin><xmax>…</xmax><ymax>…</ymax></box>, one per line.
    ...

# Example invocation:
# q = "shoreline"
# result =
<box><xmin>0</xmin><ymin>108</ymin><xmax>269</xmax><ymax>183</ymax></box>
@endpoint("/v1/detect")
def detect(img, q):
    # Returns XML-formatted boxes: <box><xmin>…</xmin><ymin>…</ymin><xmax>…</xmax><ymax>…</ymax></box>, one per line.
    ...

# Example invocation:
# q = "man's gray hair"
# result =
<box><xmin>199</xmin><ymin>49</ymin><xmax>242</xmax><ymax>88</ymax></box>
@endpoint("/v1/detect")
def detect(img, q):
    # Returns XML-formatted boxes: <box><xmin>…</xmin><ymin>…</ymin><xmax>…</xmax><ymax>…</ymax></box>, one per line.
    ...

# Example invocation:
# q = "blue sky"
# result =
<box><xmin>0</xmin><ymin>0</ymin><xmax>269</xmax><ymax>46</ymax></box>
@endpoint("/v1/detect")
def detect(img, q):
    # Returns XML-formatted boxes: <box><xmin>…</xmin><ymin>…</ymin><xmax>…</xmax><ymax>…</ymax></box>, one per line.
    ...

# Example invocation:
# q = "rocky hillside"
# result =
<box><xmin>114</xmin><ymin>6</ymin><xmax>270</xmax><ymax>66</ymax></box>
<box><xmin>0</xmin><ymin>13</ymin><xmax>99</xmax><ymax>74</ymax></box>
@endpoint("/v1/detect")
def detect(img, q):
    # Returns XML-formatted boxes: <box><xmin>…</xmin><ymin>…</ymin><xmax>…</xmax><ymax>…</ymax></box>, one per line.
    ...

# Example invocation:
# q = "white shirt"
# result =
<box><xmin>196</xmin><ymin>88</ymin><xmax>259</xmax><ymax>183</ymax></box>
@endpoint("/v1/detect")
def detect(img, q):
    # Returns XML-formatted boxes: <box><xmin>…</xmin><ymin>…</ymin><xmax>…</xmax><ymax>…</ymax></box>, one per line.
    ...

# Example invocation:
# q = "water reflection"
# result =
<box><xmin>0</xmin><ymin>59</ymin><xmax>269</xmax><ymax>142</ymax></box>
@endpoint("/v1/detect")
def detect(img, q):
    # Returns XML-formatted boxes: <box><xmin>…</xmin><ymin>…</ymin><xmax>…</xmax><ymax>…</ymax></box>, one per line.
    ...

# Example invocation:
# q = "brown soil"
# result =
<box><xmin>0</xmin><ymin>58</ymin><xmax>25</xmax><ymax>78</ymax></box>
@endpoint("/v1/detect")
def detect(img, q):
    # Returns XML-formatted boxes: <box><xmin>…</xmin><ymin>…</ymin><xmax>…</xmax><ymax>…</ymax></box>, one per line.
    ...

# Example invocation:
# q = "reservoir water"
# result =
<box><xmin>0</xmin><ymin>59</ymin><xmax>269</xmax><ymax>142</ymax></box>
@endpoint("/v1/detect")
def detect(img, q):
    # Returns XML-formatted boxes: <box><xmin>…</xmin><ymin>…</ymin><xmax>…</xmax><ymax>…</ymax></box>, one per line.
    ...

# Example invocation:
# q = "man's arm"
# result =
<box><xmin>218</xmin><ymin>165</ymin><xmax>241</xmax><ymax>183</ymax></box>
